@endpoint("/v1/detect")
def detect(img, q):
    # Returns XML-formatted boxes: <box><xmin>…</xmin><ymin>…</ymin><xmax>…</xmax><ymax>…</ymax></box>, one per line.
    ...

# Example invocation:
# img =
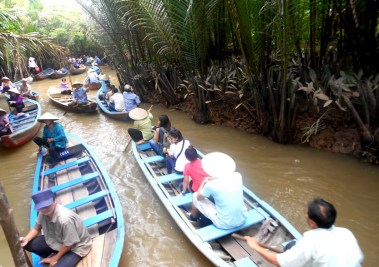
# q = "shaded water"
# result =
<box><xmin>0</xmin><ymin>66</ymin><xmax>378</xmax><ymax>266</ymax></box>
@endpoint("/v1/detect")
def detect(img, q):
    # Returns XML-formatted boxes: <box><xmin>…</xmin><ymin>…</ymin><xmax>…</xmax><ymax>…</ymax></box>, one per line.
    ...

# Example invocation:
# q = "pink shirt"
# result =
<box><xmin>183</xmin><ymin>159</ymin><xmax>208</xmax><ymax>192</ymax></box>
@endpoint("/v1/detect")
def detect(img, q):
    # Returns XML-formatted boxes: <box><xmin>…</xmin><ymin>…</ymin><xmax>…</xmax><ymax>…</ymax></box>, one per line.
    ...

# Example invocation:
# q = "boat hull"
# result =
<box><xmin>96</xmin><ymin>87</ymin><xmax>129</xmax><ymax>121</ymax></box>
<box><xmin>50</xmin><ymin>68</ymin><xmax>69</xmax><ymax>79</ymax></box>
<box><xmin>69</xmin><ymin>66</ymin><xmax>87</xmax><ymax>75</ymax></box>
<box><xmin>35</xmin><ymin>68</ymin><xmax>54</xmax><ymax>80</ymax></box>
<box><xmin>31</xmin><ymin>133</ymin><xmax>124</xmax><ymax>267</ymax></box>
<box><xmin>0</xmin><ymin>99</ymin><xmax>41</xmax><ymax>149</ymax></box>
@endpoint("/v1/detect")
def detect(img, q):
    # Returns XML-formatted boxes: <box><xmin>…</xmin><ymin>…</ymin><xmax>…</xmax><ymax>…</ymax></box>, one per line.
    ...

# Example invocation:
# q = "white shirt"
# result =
<box><xmin>277</xmin><ymin>226</ymin><xmax>364</xmax><ymax>267</ymax></box>
<box><xmin>28</xmin><ymin>57</ymin><xmax>37</xmax><ymax>68</ymax></box>
<box><xmin>110</xmin><ymin>92</ymin><xmax>125</xmax><ymax>111</ymax></box>
<box><xmin>168</xmin><ymin>139</ymin><xmax>190</xmax><ymax>172</ymax></box>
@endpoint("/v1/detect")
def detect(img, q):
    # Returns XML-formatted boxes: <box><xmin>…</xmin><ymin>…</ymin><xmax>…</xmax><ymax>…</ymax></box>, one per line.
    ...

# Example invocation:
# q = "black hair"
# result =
<box><xmin>112</xmin><ymin>87</ymin><xmax>118</xmax><ymax>93</ymax></box>
<box><xmin>307</xmin><ymin>198</ymin><xmax>337</xmax><ymax>229</ymax></box>
<box><xmin>168</xmin><ymin>128</ymin><xmax>183</xmax><ymax>142</ymax></box>
<box><xmin>185</xmin><ymin>146</ymin><xmax>198</xmax><ymax>161</ymax></box>
<box><xmin>159</xmin><ymin>114</ymin><xmax>171</xmax><ymax>130</ymax></box>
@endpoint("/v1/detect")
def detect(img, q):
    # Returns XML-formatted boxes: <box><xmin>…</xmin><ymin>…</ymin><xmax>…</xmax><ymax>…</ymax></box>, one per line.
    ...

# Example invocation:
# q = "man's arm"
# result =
<box><xmin>244</xmin><ymin>236</ymin><xmax>280</xmax><ymax>266</ymax></box>
<box><xmin>20</xmin><ymin>225</ymin><xmax>41</xmax><ymax>247</ymax></box>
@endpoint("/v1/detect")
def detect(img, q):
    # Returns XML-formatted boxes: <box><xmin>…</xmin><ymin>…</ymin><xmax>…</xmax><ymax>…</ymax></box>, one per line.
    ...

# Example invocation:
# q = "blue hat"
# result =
<box><xmin>32</xmin><ymin>189</ymin><xmax>54</xmax><ymax>210</ymax></box>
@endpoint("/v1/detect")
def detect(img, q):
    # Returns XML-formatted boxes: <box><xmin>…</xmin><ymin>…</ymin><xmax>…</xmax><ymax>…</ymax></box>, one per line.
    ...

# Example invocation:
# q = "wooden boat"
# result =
<box><xmin>50</xmin><ymin>68</ymin><xmax>69</xmax><ymax>79</ymax></box>
<box><xmin>95</xmin><ymin>86</ymin><xmax>129</xmax><ymax>121</ymax></box>
<box><xmin>35</xmin><ymin>68</ymin><xmax>54</xmax><ymax>80</ymax></box>
<box><xmin>13</xmin><ymin>76</ymin><xmax>33</xmax><ymax>85</ymax></box>
<box><xmin>31</xmin><ymin>133</ymin><xmax>124</xmax><ymax>266</ymax></box>
<box><xmin>47</xmin><ymin>86</ymin><xmax>98</xmax><ymax>114</ymax></box>
<box><xmin>84</xmin><ymin>76</ymin><xmax>102</xmax><ymax>90</ymax></box>
<box><xmin>69</xmin><ymin>65</ymin><xmax>87</xmax><ymax>75</ymax></box>
<box><xmin>132</xmin><ymin>142</ymin><xmax>302</xmax><ymax>266</ymax></box>
<box><xmin>0</xmin><ymin>99</ymin><xmax>41</xmax><ymax>148</ymax></box>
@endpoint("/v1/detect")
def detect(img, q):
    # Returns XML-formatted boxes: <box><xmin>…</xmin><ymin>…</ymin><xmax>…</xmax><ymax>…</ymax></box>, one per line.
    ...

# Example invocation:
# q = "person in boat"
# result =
<box><xmin>20</xmin><ymin>188</ymin><xmax>92</xmax><ymax>267</ymax></box>
<box><xmin>128</xmin><ymin>107</ymin><xmax>154</xmax><ymax>144</ymax></box>
<box><xmin>108</xmin><ymin>87</ymin><xmax>125</xmax><ymax>112</ymax></box>
<box><xmin>243</xmin><ymin>198</ymin><xmax>364</xmax><ymax>267</ymax></box>
<box><xmin>70</xmin><ymin>81</ymin><xmax>88</xmax><ymax>106</ymax></box>
<box><xmin>192</xmin><ymin>152</ymin><xmax>248</xmax><ymax>229</ymax></box>
<box><xmin>165</xmin><ymin>128</ymin><xmax>191</xmax><ymax>174</ymax></box>
<box><xmin>19</xmin><ymin>78</ymin><xmax>33</xmax><ymax>98</ymax></box>
<box><xmin>0</xmin><ymin>108</ymin><xmax>13</xmax><ymax>137</ymax></box>
<box><xmin>87</xmin><ymin>69</ymin><xmax>100</xmax><ymax>83</ymax></box>
<box><xmin>94</xmin><ymin>56</ymin><xmax>102</xmax><ymax>64</ymax></box>
<box><xmin>60</xmin><ymin>78</ymin><xmax>71</xmax><ymax>95</ymax></box>
<box><xmin>149</xmin><ymin>114</ymin><xmax>173</xmax><ymax>156</ymax></box>
<box><xmin>7</xmin><ymin>88</ymin><xmax>27</xmax><ymax>116</ymax></box>
<box><xmin>91</xmin><ymin>63</ymin><xmax>101</xmax><ymax>75</ymax></box>
<box><xmin>105</xmin><ymin>84</ymin><xmax>114</xmax><ymax>104</ymax></box>
<box><xmin>33</xmin><ymin>112</ymin><xmax>68</xmax><ymax>159</ymax></box>
<box><xmin>123</xmin><ymin>84</ymin><xmax>141</xmax><ymax>112</ymax></box>
<box><xmin>0</xmin><ymin>76</ymin><xmax>15</xmax><ymax>93</ymax></box>
<box><xmin>28</xmin><ymin>57</ymin><xmax>38</xmax><ymax>75</ymax></box>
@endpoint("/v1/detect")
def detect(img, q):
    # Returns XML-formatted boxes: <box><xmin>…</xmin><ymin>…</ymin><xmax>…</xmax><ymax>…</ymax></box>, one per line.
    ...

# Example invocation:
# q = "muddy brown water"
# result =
<box><xmin>0</xmin><ymin>66</ymin><xmax>378</xmax><ymax>266</ymax></box>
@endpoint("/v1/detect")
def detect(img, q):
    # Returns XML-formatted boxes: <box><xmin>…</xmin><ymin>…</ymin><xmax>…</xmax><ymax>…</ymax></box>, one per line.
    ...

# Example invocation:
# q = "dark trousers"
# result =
<box><xmin>0</xmin><ymin>128</ymin><xmax>12</xmax><ymax>137</ymax></box>
<box><xmin>10</xmin><ymin>102</ymin><xmax>25</xmax><ymax>113</ymax></box>
<box><xmin>128</xmin><ymin>128</ymin><xmax>143</xmax><ymax>142</ymax></box>
<box><xmin>24</xmin><ymin>236</ymin><xmax>82</xmax><ymax>267</ymax></box>
<box><xmin>33</xmin><ymin>137</ymin><xmax>65</xmax><ymax>160</ymax></box>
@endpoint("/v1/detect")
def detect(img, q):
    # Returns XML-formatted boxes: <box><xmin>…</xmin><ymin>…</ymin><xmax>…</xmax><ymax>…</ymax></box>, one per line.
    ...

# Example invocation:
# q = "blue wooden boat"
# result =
<box><xmin>0</xmin><ymin>98</ymin><xmax>41</xmax><ymax>148</ymax></box>
<box><xmin>132</xmin><ymin>142</ymin><xmax>302</xmax><ymax>266</ymax></box>
<box><xmin>35</xmin><ymin>68</ymin><xmax>54</xmax><ymax>80</ymax></box>
<box><xmin>31</xmin><ymin>133</ymin><xmax>125</xmax><ymax>266</ymax></box>
<box><xmin>50</xmin><ymin>67</ymin><xmax>69</xmax><ymax>79</ymax></box>
<box><xmin>95</xmin><ymin>83</ymin><xmax>129</xmax><ymax>121</ymax></box>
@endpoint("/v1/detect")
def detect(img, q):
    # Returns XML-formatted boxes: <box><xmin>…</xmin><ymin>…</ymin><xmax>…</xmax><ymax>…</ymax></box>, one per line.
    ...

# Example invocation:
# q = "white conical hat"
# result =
<box><xmin>202</xmin><ymin>152</ymin><xmax>236</xmax><ymax>178</ymax></box>
<box><xmin>0</xmin><ymin>108</ymin><xmax>7</xmax><ymax>115</ymax></box>
<box><xmin>37</xmin><ymin>112</ymin><xmax>59</xmax><ymax>122</ymax></box>
<box><xmin>72</xmin><ymin>81</ymin><xmax>83</xmax><ymax>86</ymax></box>
<box><xmin>128</xmin><ymin>108</ymin><xmax>148</xmax><ymax>120</ymax></box>
<box><xmin>100</xmin><ymin>74</ymin><xmax>109</xmax><ymax>81</ymax></box>
<box><xmin>1</xmin><ymin>76</ymin><xmax>10</xmax><ymax>81</ymax></box>
<box><xmin>8</xmin><ymin>88</ymin><xmax>20</xmax><ymax>94</ymax></box>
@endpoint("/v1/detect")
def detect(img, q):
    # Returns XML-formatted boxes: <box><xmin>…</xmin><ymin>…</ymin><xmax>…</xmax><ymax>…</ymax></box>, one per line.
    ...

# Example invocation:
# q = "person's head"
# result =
<box><xmin>61</xmin><ymin>78</ymin><xmax>66</xmax><ymax>82</ymax></box>
<box><xmin>112</xmin><ymin>87</ymin><xmax>118</xmax><ymax>94</ymax></box>
<box><xmin>72</xmin><ymin>81</ymin><xmax>83</xmax><ymax>89</ymax></box>
<box><xmin>0</xmin><ymin>108</ymin><xmax>7</xmax><ymax>117</ymax></box>
<box><xmin>22</xmin><ymin>78</ymin><xmax>28</xmax><ymax>84</ymax></box>
<box><xmin>124</xmin><ymin>84</ymin><xmax>132</xmax><ymax>92</ymax></box>
<box><xmin>32</xmin><ymin>188</ymin><xmax>56</xmax><ymax>215</ymax></box>
<box><xmin>129</xmin><ymin>107</ymin><xmax>148</xmax><ymax>121</ymax></box>
<box><xmin>8</xmin><ymin>88</ymin><xmax>20</xmax><ymax>95</ymax></box>
<box><xmin>168</xmin><ymin>128</ymin><xmax>183</xmax><ymax>144</ymax></box>
<box><xmin>38</xmin><ymin>112</ymin><xmax>59</xmax><ymax>125</ymax></box>
<box><xmin>1</xmin><ymin>76</ymin><xmax>10</xmax><ymax>82</ymax></box>
<box><xmin>306</xmin><ymin>198</ymin><xmax>336</xmax><ymax>229</ymax></box>
<box><xmin>185</xmin><ymin>146</ymin><xmax>198</xmax><ymax>162</ymax></box>
<box><xmin>202</xmin><ymin>152</ymin><xmax>236</xmax><ymax>178</ymax></box>
<box><xmin>158</xmin><ymin>114</ymin><xmax>171</xmax><ymax>129</ymax></box>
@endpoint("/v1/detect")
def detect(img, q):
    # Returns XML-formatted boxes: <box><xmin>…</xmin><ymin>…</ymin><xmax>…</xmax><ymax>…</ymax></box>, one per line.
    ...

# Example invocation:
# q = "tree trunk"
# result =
<box><xmin>0</xmin><ymin>183</ymin><xmax>31</xmax><ymax>267</ymax></box>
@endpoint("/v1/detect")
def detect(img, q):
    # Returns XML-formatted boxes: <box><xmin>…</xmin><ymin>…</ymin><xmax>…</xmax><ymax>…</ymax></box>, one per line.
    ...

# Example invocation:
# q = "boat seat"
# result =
<box><xmin>11</xmin><ymin>118</ymin><xmax>35</xmax><ymax>126</ymax></box>
<box><xmin>172</xmin><ymin>193</ymin><xmax>193</xmax><ymax>206</ymax></box>
<box><xmin>84</xmin><ymin>209</ymin><xmax>113</xmax><ymax>227</ymax></box>
<box><xmin>159</xmin><ymin>173</ymin><xmax>184</xmax><ymax>184</ymax></box>
<box><xmin>197</xmin><ymin>208</ymin><xmax>266</xmax><ymax>242</ymax></box>
<box><xmin>10</xmin><ymin>112</ymin><xmax>37</xmax><ymax>123</ymax></box>
<box><xmin>51</xmin><ymin>172</ymin><xmax>99</xmax><ymax>193</ymax></box>
<box><xmin>143</xmin><ymin>155</ymin><xmax>165</xmax><ymax>164</ymax></box>
<box><xmin>44</xmin><ymin>157</ymin><xmax>90</xmax><ymax>176</ymax></box>
<box><xmin>65</xmin><ymin>190</ymin><xmax>108</xmax><ymax>209</ymax></box>
<box><xmin>234</xmin><ymin>257</ymin><xmax>259</xmax><ymax>267</ymax></box>
<box><xmin>137</xmin><ymin>142</ymin><xmax>152</xmax><ymax>151</ymax></box>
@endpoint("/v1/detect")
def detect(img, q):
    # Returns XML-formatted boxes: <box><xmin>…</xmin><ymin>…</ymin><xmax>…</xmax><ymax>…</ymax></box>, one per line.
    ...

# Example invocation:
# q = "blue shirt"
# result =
<box><xmin>73</xmin><ymin>87</ymin><xmax>88</xmax><ymax>104</ymax></box>
<box><xmin>123</xmin><ymin>92</ymin><xmax>141</xmax><ymax>112</ymax></box>
<box><xmin>42</xmin><ymin>122</ymin><xmax>68</xmax><ymax>149</ymax></box>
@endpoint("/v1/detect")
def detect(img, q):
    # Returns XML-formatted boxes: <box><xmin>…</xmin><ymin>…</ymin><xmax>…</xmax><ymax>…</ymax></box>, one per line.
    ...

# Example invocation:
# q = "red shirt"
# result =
<box><xmin>183</xmin><ymin>159</ymin><xmax>208</xmax><ymax>192</ymax></box>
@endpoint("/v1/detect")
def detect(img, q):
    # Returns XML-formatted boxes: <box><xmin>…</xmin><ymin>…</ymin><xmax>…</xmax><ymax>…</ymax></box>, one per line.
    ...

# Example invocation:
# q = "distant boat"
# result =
<box><xmin>0</xmin><ymin>98</ymin><xmax>41</xmax><ymax>148</ymax></box>
<box><xmin>50</xmin><ymin>68</ymin><xmax>69</xmax><ymax>79</ymax></box>
<box><xmin>69</xmin><ymin>65</ymin><xmax>87</xmax><ymax>75</ymax></box>
<box><xmin>47</xmin><ymin>86</ymin><xmax>98</xmax><ymax>114</ymax></box>
<box><xmin>83</xmin><ymin>76</ymin><xmax>102</xmax><ymax>90</ymax></box>
<box><xmin>35</xmin><ymin>68</ymin><xmax>54</xmax><ymax>80</ymax></box>
<box><xmin>13</xmin><ymin>76</ymin><xmax>33</xmax><ymax>85</ymax></box>
<box><xmin>31</xmin><ymin>133</ymin><xmax>125</xmax><ymax>267</ymax></box>
<box><xmin>95</xmin><ymin>86</ymin><xmax>129</xmax><ymax>121</ymax></box>
<box><xmin>132</xmin><ymin>141</ymin><xmax>302</xmax><ymax>266</ymax></box>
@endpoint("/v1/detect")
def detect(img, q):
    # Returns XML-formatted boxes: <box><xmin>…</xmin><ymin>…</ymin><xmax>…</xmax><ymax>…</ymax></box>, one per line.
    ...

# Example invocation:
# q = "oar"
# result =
<box><xmin>231</xmin><ymin>233</ymin><xmax>283</xmax><ymax>253</ymax></box>
<box><xmin>122</xmin><ymin>139</ymin><xmax>132</xmax><ymax>152</ymax></box>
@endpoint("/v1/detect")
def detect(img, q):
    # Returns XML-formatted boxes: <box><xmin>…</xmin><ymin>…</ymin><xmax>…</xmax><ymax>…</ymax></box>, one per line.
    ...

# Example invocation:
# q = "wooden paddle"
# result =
<box><xmin>122</xmin><ymin>139</ymin><xmax>132</xmax><ymax>152</ymax></box>
<box><xmin>231</xmin><ymin>233</ymin><xmax>283</xmax><ymax>253</ymax></box>
<box><xmin>62</xmin><ymin>74</ymin><xmax>74</xmax><ymax>116</ymax></box>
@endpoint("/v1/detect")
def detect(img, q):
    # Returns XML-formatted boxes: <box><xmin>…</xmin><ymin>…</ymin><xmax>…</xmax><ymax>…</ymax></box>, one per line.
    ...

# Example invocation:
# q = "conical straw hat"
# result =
<box><xmin>37</xmin><ymin>112</ymin><xmax>59</xmax><ymax>122</ymax></box>
<box><xmin>128</xmin><ymin>108</ymin><xmax>148</xmax><ymax>120</ymax></box>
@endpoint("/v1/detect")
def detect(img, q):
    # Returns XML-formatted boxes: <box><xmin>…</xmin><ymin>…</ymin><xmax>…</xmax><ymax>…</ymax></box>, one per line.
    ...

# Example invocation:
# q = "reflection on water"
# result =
<box><xmin>1</xmin><ymin>66</ymin><xmax>378</xmax><ymax>266</ymax></box>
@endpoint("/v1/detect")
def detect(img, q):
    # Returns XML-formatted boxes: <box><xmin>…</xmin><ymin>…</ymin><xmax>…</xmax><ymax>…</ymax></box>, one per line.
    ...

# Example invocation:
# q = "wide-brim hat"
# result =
<box><xmin>129</xmin><ymin>108</ymin><xmax>148</xmax><ymax>120</ymax></box>
<box><xmin>100</xmin><ymin>74</ymin><xmax>109</xmax><ymax>81</ymax></box>
<box><xmin>32</xmin><ymin>188</ymin><xmax>54</xmax><ymax>210</ymax></box>
<box><xmin>0</xmin><ymin>108</ymin><xmax>7</xmax><ymax>115</ymax></box>
<box><xmin>1</xmin><ymin>76</ymin><xmax>10</xmax><ymax>81</ymax></box>
<box><xmin>37</xmin><ymin>112</ymin><xmax>59</xmax><ymax>122</ymax></box>
<box><xmin>202</xmin><ymin>152</ymin><xmax>236</xmax><ymax>178</ymax></box>
<box><xmin>72</xmin><ymin>81</ymin><xmax>83</xmax><ymax>86</ymax></box>
<box><xmin>8</xmin><ymin>88</ymin><xmax>20</xmax><ymax>94</ymax></box>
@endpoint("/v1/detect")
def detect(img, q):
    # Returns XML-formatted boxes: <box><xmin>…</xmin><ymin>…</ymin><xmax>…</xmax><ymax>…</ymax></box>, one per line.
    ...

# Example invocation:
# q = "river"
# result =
<box><xmin>0</xmin><ymin>66</ymin><xmax>378</xmax><ymax>266</ymax></box>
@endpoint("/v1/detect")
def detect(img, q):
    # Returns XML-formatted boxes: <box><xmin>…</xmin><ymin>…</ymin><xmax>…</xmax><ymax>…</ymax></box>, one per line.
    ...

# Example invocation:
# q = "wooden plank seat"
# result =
<box><xmin>159</xmin><ymin>172</ymin><xmax>184</xmax><ymax>184</ymax></box>
<box><xmin>65</xmin><ymin>190</ymin><xmax>108</xmax><ymax>210</ymax></box>
<box><xmin>172</xmin><ymin>193</ymin><xmax>193</xmax><ymax>206</ymax></box>
<box><xmin>234</xmin><ymin>257</ymin><xmax>259</xmax><ymax>267</ymax></box>
<box><xmin>11</xmin><ymin>118</ymin><xmax>36</xmax><ymax>126</ymax></box>
<box><xmin>50</xmin><ymin>172</ymin><xmax>99</xmax><ymax>193</ymax></box>
<box><xmin>197</xmin><ymin>208</ymin><xmax>267</xmax><ymax>242</ymax></box>
<box><xmin>84</xmin><ymin>209</ymin><xmax>114</xmax><ymax>227</ymax></box>
<box><xmin>137</xmin><ymin>142</ymin><xmax>152</xmax><ymax>151</ymax></box>
<box><xmin>143</xmin><ymin>155</ymin><xmax>165</xmax><ymax>164</ymax></box>
<box><xmin>44</xmin><ymin>157</ymin><xmax>90</xmax><ymax>175</ymax></box>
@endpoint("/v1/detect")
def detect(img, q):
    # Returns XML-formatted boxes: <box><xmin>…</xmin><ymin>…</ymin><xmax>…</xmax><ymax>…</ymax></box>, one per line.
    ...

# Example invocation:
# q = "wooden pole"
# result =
<box><xmin>0</xmin><ymin>182</ymin><xmax>31</xmax><ymax>267</ymax></box>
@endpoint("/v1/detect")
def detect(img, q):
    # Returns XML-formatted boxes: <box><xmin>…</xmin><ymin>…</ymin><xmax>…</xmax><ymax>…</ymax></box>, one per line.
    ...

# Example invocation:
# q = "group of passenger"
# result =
<box><xmin>102</xmin><ymin>83</ymin><xmax>141</xmax><ymax>114</ymax></box>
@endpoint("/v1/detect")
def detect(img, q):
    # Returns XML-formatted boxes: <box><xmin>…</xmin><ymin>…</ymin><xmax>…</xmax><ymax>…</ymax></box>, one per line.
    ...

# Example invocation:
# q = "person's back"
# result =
<box><xmin>110</xmin><ymin>91</ymin><xmax>125</xmax><ymax>111</ymax></box>
<box><xmin>123</xmin><ymin>84</ymin><xmax>141</xmax><ymax>112</ymax></box>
